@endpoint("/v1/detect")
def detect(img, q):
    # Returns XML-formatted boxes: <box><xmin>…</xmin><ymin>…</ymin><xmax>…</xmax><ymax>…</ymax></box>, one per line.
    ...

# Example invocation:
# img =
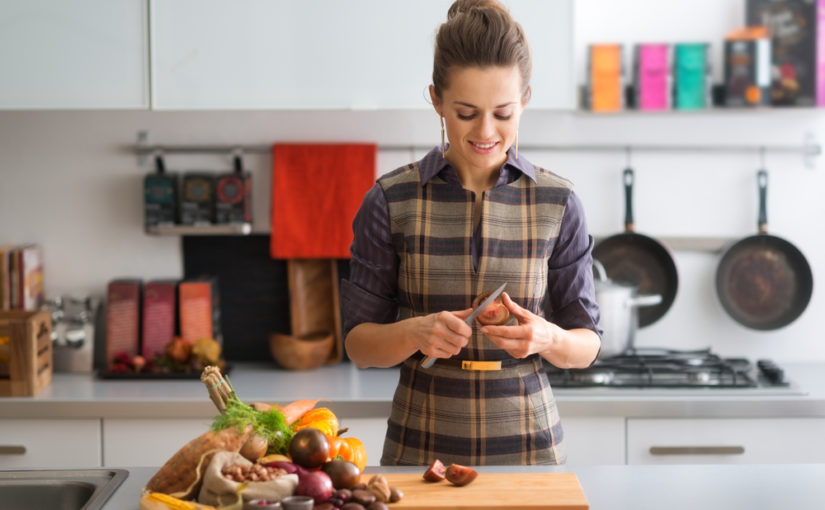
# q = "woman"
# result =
<box><xmin>341</xmin><ymin>0</ymin><xmax>601</xmax><ymax>466</ymax></box>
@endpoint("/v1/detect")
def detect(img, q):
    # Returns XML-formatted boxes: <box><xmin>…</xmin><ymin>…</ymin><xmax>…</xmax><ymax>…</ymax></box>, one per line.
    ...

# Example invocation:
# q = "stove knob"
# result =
<box><xmin>757</xmin><ymin>359</ymin><xmax>785</xmax><ymax>385</ymax></box>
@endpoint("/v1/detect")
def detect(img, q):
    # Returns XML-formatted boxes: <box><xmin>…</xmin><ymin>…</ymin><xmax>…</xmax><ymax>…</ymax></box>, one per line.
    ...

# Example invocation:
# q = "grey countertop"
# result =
<box><xmin>105</xmin><ymin>463</ymin><xmax>825</xmax><ymax>510</ymax></box>
<box><xmin>2</xmin><ymin>361</ymin><xmax>824</xmax><ymax>420</ymax></box>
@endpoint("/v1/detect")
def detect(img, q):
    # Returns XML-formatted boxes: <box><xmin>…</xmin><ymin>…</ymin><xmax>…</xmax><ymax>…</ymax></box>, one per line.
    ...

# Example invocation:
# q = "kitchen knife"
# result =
<box><xmin>419</xmin><ymin>282</ymin><xmax>507</xmax><ymax>369</ymax></box>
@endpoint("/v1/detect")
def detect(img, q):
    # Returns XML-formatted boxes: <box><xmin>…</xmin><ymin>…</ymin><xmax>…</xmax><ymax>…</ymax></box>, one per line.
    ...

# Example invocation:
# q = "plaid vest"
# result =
<box><xmin>377</xmin><ymin>162</ymin><xmax>573</xmax><ymax>466</ymax></box>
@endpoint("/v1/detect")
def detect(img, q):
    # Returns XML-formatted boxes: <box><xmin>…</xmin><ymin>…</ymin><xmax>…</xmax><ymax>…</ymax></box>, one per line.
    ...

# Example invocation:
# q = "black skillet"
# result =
<box><xmin>593</xmin><ymin>168</ymin><xmax>679</xmax><ymax>327</ymax></box>
<box><xmin>715</xmin><ymin>169</ymin><xmax>813</xmax><ymax>330</ymax></box>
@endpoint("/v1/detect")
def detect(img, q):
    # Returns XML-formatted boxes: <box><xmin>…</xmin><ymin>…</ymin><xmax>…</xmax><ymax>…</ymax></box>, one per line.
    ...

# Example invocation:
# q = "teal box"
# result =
<box><xmin>674</xmin><ymin>43</ymin><xmax>712</xmax><ymax>109</ymax></box>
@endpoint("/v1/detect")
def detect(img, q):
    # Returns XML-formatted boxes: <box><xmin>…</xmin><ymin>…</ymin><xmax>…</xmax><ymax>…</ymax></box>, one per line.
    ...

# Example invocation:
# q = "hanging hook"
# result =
<box><xmin>153</xmin><ymin>151</ymin><xmax>166</xmax><ymax>175</ymax></box>
<box><xmin>231</xmin><ymin>147</ymin><xmax>243</xmax><ymax>174</ymax></box>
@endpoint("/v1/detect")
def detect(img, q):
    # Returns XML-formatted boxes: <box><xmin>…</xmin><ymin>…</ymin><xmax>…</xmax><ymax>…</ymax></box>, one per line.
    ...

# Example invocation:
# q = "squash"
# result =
<box><xmin>291</xmin><ymin>407</ymin><xmax>339</xmax><ymax>437</ymax></box>
<box><xmin>327</xmin><ymin>435</ymin><xmax>367</xmax><ymax>472</ymax></box>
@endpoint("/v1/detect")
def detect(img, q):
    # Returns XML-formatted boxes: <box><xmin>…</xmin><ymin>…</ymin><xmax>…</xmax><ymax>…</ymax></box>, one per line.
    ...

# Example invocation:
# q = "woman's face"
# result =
<box><xmin>431</xmin><ymin>65</ymin><xmax>527</xmax><ymax>175</ymax></box>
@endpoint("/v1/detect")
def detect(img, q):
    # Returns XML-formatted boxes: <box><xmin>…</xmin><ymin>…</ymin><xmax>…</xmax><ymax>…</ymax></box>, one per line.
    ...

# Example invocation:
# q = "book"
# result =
<box><xmin>724</xmin><ymin>27</ymin><xmax>772</xmax><ymax>107</ymax></box>
<box><xmin>0</xmin><ymin>245</ymin><xmax>12</xmax><ymax>311</ymax></box>
<box><xmin>747</xmin><ymin>0</ymin><xmax>825</xmax><ymax>106</ymax></box>
<box><xmin>18</xmin><ymin>244</ymin><xmax>43</xmax><ymax>311</ymax></box>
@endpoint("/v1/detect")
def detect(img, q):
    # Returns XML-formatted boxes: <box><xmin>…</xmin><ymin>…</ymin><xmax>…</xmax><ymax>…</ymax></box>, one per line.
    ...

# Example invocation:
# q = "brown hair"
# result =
<box><xmin>432</xmin><ymin>0</ymin><xmax>532</xmax><ymax>99</ymax></box>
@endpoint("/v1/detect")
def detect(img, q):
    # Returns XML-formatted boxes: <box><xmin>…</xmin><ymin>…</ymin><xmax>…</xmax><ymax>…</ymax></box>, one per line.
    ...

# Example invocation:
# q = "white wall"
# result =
<box><xmin>1</xmin><ymin>0</ymin><xmax>823</xmax><ymax>362</ymax></box>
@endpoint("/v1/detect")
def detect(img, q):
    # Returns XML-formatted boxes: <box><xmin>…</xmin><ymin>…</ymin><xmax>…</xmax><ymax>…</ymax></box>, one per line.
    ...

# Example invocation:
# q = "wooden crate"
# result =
<box><xmin>0</xmin><ymin>310</ymin><xmax>53</xmax><ymax>396</ymax></box>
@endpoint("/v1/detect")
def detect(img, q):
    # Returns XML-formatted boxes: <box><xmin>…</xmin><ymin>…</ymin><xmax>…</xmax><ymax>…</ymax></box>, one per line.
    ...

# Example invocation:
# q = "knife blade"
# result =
<box><xmin>420</xmin><ymin>282</ymin><xmax>507</xmax><ymax>369</ymax></box>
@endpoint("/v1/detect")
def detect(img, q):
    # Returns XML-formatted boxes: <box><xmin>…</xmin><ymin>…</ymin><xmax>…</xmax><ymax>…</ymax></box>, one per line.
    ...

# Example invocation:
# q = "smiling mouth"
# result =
<box><xmin>470</xmin><ymin>141</ymin><xmax>498</xmax><ymax>150</ymax></box>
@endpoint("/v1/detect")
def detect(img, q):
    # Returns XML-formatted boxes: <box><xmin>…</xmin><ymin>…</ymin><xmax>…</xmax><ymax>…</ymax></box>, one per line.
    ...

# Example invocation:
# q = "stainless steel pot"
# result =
<box><xmin>594</xmin><ymin>260</ymin><xmax>662</xmax><ymax>358</ymax></box>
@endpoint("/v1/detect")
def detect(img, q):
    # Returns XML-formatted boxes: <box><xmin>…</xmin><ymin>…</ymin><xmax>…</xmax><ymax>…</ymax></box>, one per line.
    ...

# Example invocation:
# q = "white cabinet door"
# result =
<box><xmin>561</xmin><ymin>417</ymin><xmax>625</xmax><ymax>465</ymax></box>
<box><xmin>102</xmin><ymin>418</ymin><xmax>212</xmax><ymax>467</ymax></box>
<box><xmin>627</xmin><ymin>418</ymin><xmax>825</xmax><ymax>465</ymax></box>
<box><xmin>0</xmin><ymin>0</ymin><xmax>148</xmax><ymax>109</ymax></box>
<box><xmin>0</xmin><ymin>419</ymin><xmax>101</xmax><ymax>468</ymax></box>
<box><xmin>151</xmin><ymin>0</ymin><xmax>573</xmax><ymax>110</ymax></box>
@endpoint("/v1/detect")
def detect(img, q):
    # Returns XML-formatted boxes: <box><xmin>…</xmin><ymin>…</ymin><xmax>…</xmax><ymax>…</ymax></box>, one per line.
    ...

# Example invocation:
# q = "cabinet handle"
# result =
<box><xmin>649</xmin><ymin>446</ymin><xmax>745</xmax><ymax>456</ymax></box>
<box><xmin>0</xmin><ymin>445</ymin><xmax>26</xmax><ymax>455</ymax></box>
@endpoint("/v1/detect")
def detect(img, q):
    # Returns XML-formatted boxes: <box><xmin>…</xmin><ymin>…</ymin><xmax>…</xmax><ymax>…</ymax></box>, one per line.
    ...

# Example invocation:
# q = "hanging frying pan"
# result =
<box><xmin>715</xmin><ymin>169</ymin><xmax>813</xmax><ymax>330</ymax></box>
<box><xmin>593</xmin><ymin>168</ymin><xmax>679</xmax><ymax>327</ymax></box>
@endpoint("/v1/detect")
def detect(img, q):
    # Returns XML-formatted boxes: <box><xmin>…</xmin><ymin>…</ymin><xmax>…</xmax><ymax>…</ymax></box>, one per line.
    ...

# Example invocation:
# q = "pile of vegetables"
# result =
<box><xmin>143</xmin><ymin>368</ymin><xmax>374</xmax><ymax>509</ymax></box>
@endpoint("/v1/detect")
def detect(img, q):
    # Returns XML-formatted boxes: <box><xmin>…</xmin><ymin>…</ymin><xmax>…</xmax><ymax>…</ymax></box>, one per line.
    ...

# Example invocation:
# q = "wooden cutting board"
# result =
<box><xmin>367</xmin><ymin>473</ymin><xmax>589</xmax><ymax>510</ymax></box>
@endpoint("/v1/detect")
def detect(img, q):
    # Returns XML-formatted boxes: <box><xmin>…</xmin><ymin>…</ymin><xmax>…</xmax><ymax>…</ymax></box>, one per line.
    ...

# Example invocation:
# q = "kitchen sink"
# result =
<box><xmin>0</xmin><ymin>468</ymin><xmax>128</xmax><ymax>510</ymax></box>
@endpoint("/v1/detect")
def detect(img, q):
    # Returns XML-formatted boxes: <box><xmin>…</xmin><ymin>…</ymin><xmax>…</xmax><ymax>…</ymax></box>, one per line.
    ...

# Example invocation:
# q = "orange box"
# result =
<box><xmin>588</xmin><ymin>44</ymin><xmax>624</xmax><ymax>112</ymax></box>
<box><xmin>179</xmin><ymin>278</ymin><xmax>221</xmax><ymax>345</ymax></box>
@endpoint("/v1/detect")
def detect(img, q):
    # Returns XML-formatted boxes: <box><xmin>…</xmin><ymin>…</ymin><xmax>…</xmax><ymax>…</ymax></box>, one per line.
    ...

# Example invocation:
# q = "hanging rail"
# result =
<box><xmin>132</xmin><ymin>131</ymin><xmax>821</xmax><ymax>168</ymax></box>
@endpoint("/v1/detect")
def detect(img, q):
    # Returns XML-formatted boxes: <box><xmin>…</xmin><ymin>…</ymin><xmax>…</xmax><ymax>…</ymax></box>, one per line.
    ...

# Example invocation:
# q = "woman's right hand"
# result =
<box><xmin>409</xmin><ymin>309</ymin><xmax>474</xmax><ymax>359</ymax></box>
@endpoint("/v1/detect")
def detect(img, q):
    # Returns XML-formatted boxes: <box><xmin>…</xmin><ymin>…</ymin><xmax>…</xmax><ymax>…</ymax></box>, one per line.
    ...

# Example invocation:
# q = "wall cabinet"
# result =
<box><xmin>102</xmin><ymin>418</ymin><xmax>213</xmax><ymax>467</ymax></box>
<box><xmin>0</xmin><ymin>0</ymin><xmax>148</xmax><ymax>109</ymax></box>
<box><xmin>627</xmin><ymin>418</ymin><xmax>825</xmax><ymax>465</ymax></box>
<box><xmin>0</xmin><ymin>419</ymin><xmax>101</xmax><ymax>468</ymax></box>
<box><xmin>150</xmin><ymin>0</ymin><xmax>574</xmax><ymax>110</ymax></box>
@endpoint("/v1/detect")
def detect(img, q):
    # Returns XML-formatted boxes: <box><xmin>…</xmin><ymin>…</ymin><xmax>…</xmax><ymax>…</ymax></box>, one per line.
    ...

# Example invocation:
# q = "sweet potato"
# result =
<box><xmin>145</xmin><ymin>424</ymin><xmax>252</xmax><ymax>500</ymax></box>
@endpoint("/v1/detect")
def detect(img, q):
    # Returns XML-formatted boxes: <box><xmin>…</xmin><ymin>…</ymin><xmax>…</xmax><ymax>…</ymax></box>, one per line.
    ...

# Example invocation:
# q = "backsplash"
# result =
<box><xmin>0</xmin><ymin>109</ymin><xmax>822</xmax><ymax>363</ymax></box>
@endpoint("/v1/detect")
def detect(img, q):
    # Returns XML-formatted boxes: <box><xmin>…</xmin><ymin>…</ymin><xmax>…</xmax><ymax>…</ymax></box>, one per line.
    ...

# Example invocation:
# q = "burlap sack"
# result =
<box><xmin>198</xmin><ymin>451</ymin><xmax>298</xmax><ymax>506</ymax></box>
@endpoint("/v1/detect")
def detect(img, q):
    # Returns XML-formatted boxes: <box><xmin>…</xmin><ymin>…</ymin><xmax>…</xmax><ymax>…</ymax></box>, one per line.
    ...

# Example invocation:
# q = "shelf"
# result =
<box><xmin>594</xmin><ymin>236</ymin><xmax>735</xmax><ymax>254</ymax></box>
<box><xmin>145</xmin><ymin>223</ymin><xmax>252</xmax><ymax>236</ymax></box>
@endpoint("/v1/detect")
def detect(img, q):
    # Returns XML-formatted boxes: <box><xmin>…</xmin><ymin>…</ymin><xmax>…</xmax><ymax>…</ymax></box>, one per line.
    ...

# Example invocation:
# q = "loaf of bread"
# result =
<box><xmin>145</xmin><ymin>425</ymin><xmax>252</xmax><ymax>500</ymax></box>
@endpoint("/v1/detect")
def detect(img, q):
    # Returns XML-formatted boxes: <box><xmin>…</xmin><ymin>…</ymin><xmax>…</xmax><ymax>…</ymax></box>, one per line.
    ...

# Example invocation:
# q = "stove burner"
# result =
<box><xmin>545</xmin><ymin>347</ymin><xmax>786</xmax><ymax>389</ymax></box>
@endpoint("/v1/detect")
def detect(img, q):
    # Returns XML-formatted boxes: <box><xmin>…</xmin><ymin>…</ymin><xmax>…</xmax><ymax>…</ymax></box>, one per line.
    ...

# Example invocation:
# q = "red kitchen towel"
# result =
<box><xmin>270</xmin><ymin>143</ymin><xmax>377</xmax><ymax>259</ymax></box>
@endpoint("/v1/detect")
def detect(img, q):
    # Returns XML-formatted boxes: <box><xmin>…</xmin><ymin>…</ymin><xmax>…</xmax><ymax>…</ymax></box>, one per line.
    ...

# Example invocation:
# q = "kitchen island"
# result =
<box><xmin>103</xmin><ymin>463</ymin><xmax>825</xmax><ymax>509</ymax></box>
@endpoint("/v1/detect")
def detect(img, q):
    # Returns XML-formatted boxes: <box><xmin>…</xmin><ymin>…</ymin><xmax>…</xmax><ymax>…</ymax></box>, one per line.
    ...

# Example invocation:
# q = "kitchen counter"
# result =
<box><xmin>104</xmin><ymin>463</ymin><xmax>825</xmax><ymax>509</ymax></box>
<box><xmin>2</xmin><ymin>361</ymin><xmax>825</xmax><ymax>420</ymax></box>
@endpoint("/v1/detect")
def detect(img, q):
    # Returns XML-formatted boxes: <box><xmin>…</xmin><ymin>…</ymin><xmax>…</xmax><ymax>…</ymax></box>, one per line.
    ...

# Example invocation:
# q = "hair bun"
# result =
<box><xmin>447</xmin><ymin>0</ymin><xmax>507</xmax><ymax>20</ymax></box>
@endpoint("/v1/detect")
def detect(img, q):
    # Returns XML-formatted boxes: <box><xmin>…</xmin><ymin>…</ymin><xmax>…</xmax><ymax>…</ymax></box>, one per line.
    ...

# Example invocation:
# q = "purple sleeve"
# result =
<box><xmin>545</xmin><ymin>191</ymin><xmax>602</xmax><ymax>336</ymax></box>
<box><xmin>341</xmin><ymin>183</ymin><xmax>399</xmax><ymax>340</ymax></box>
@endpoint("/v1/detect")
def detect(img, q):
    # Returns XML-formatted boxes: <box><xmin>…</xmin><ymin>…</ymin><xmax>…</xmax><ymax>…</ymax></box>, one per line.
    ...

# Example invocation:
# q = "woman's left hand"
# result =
<box><xmin>479</xmin><ymin>292</ymin><xmax>561</xmax><ymax>359</ymax></box>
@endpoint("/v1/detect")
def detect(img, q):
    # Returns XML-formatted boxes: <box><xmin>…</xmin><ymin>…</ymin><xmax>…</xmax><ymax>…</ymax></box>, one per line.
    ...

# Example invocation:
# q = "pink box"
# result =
<box><xmin>141</xmin><ymin>280</ymin><xmax>177</xmax><ymax>359</ymax></box>
<box><xmin>636</xmin><ymin>44</ymin><xmax>671</xmax><ymax>110</ymax></box>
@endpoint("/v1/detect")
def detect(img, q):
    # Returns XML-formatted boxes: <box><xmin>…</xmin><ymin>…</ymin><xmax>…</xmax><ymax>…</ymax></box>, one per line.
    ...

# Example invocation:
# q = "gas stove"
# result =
<box><xmin>545</xmin><ymin>348</ymin><xmax>798</xmax><ymax>393</ymax></box>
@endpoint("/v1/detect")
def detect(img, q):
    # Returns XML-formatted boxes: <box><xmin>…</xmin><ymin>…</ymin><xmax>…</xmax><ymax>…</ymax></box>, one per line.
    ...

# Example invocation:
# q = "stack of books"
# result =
<box><xmin>0</xmin><ymin>244</ymin><xmax>44</xmax><ymax>311</ymax></box>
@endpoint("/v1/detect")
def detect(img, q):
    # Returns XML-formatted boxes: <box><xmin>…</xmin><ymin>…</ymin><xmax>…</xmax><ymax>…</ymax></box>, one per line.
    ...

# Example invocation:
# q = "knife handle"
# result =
<box><xmin>420</xmin><ymin>355</ymin><xmax>436</xmax><ymax>368</ymax></box>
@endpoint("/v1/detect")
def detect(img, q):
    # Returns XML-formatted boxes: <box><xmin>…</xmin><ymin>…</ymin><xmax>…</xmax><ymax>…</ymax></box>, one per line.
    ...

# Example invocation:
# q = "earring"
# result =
<box><xmin>440</xmin><ymin>116</ymin><xmax>446</xmax><ymax>158</ymax></box>
<box><xmin>514</xmin><ymin>131</ymin><xmax>519</xmax><ymax>160</ymax></box>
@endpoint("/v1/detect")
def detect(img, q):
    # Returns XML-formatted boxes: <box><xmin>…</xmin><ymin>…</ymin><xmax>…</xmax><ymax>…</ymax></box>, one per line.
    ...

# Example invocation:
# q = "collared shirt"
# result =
<box><xmin>341</xmin><ymin>146</ymin><xmax>601</xmax><ymax>340</ymax></box>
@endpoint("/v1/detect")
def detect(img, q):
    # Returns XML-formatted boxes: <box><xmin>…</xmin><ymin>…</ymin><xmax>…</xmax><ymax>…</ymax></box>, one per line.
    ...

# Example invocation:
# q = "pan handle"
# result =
<box><xmin>757</xmin><ymin>169</ymin><xmax>768</xmax><ymax>235</ymax></box>
<box><xmin>623</xmin><ymin>167</ymin><xmax>635</xmax><ymax>232</ymax></box>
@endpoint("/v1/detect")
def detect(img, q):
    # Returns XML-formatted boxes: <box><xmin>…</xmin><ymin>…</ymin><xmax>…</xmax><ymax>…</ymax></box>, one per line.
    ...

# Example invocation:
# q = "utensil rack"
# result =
<box><xmin>131</xmin><ymin>131</ymin><xmax>821</xmax><ymax>168</ymax></box>
<box><xmin>131</xmin><ymin>131</ymin><xmax>819</xmax><ymax>250</ymax></box>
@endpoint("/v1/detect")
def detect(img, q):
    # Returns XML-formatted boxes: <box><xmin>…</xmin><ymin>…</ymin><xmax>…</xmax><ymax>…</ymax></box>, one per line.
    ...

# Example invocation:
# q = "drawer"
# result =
<box><xmin>0</xmin><ymin>418</ymin><xmax>101</xmax><ymax>468</ymax></box>
<box><xmin>627</xmin><ymin>418</ymin><xmax>825</xmax><ymax>464</ymax></box>
<box><xmin>102</xmin><ymin>418</ymin><xmax>213</xmax><ymax>467</ymax></box>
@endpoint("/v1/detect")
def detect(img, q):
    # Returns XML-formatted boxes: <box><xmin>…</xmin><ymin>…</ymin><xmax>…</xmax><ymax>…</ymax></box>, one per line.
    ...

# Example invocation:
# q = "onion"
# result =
<box><xmin>295</xmin><ymin>470</ymin><xmax>334</xmax><ymax>504</ymax></box>
<box><xmin>472</xmin><ymin>291</ymin><xmax>510</xmax><ymax>325</ymax></box>
<box><xmin>260</xmin><ymin>460</ymin><xmax>306</xmax><ymax>477</ymax></box>
<box><xmin>239</xmin><ymin>434</ymin><xmax>268</xmax><ymax>462</ymax></box>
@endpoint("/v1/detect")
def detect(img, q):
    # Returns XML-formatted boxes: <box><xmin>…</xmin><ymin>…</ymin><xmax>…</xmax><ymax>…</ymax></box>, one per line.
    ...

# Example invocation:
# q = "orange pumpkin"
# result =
<box><xmin>291</xmin><ymin>407</ymin><xmax>339</xmax><ymax>438</ymax></box>
<box><xmin>327</xmin><ymin>435</ymin><xmax>353</xmax><ymax>461</ymax></box>
<box><xmin>343</xmin><ymin>437</ymin><xmax>367</xmax><ymax>472</ymax></box>
<box><xmin>326</xmin><ymin>435</ymin><xmax>367</xmax><ymax>472</ymax></box>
